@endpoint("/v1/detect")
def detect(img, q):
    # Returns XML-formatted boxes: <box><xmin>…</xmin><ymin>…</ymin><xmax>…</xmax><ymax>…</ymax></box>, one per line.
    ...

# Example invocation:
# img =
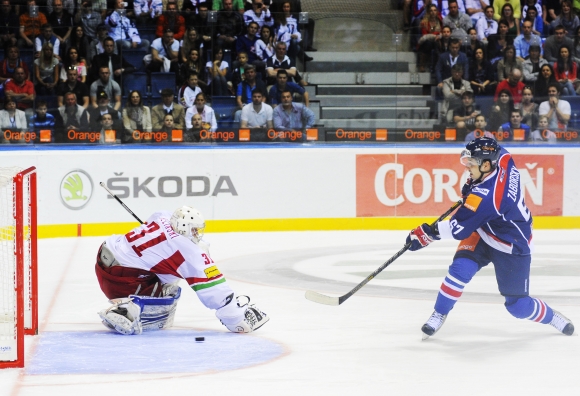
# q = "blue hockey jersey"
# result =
<box><xmin>438</xmin><ymin>148</ymin><xmax>534</xmax><ymax>255</ymax></box>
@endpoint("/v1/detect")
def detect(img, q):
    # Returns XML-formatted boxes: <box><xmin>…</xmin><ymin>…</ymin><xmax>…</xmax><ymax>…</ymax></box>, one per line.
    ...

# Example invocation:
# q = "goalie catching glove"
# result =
<box><xmin>216</xmin><ymin>294</ymin><xmax>270</xmax><ymax>333</ymax></box>
<box><xmin>406</xmin><ymin>223</ymin><xmax>440</xmax><ymax>251</ymax></box>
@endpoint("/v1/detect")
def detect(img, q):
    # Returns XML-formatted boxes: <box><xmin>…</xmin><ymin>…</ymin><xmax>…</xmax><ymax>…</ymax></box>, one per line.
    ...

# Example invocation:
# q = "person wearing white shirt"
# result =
<box><xmin>0</xmin><ymin>98</ymin><xmax>27</xmax><ymax>131</ymax></box>
<box><xmin>146</xmin><ymin>29</ymin><xmax>180</xmax><ymax>73</ymax></box>
<box><xmin>179</xmin><ymin>72</ymin><xmax>203</xmax><ymax>108</ymax></box>
<box><xmin>465</xmin><ymin>0</ymin><xmax>490</xmax><ymax>24</ymax></box>
<box><xmin>240</xmin><ymin>89</ymin><xmax>273</xmax><ymax>128</ymax></box>
<box><xmin>475</xmin><ymin>5</ymin><xmax>498</xmax><ymax>41</ymax></box>
<box><xmin>106</xmin><ymin>0</ymin><xmax>150</xmax><ymax>51</ymax></box>
<box><xmin>185</xmin><ymin>93</ymin><xmax>218</xmax><ymax>131</ymax></box>
<box><xmin>243</xmin><ymin>1</ymin><xmax>274</xmax><ymax>31</ymax></box>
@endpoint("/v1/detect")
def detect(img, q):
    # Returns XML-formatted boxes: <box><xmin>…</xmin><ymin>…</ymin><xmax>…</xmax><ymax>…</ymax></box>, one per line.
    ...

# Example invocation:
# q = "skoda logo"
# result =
<box><xmin>60</xmin><ymin>169</ymin><xmax>94</xmax><ymax>210</ymax></box>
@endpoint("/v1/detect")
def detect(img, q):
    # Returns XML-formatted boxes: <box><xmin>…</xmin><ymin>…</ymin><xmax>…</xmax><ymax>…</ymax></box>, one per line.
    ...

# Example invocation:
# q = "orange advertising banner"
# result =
<box><xmin>356</xmin><ymin>154</ymin><xmax>563</xmax><ymax>217</ymax></box>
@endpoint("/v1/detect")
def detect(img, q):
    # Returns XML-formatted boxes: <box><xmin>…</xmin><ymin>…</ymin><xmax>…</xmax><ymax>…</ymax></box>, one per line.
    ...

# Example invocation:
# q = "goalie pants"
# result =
<box><xmin>433</xmin><ymin>232</ymin><xmax>554</xmax><ymax>324</ymax></box>
<box><xmin>95</xmin><ymin>243</ymin><xmax>165</xmax><ymax>300</ymax></box>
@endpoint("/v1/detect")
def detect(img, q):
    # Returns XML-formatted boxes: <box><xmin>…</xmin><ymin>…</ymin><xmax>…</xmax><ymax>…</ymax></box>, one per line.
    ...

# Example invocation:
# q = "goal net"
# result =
<box><xmin>0</xmin><ymin>167</ymin><xmax>38</xmax><ymax>369</ymax></box>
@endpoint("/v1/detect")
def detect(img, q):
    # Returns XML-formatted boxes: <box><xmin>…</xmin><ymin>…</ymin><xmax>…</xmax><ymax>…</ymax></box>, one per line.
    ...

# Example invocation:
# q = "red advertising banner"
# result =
<box><xmin>356</xmin><ymin>154</ymin><xmax>563</xmax><ymax>217</ymax></box>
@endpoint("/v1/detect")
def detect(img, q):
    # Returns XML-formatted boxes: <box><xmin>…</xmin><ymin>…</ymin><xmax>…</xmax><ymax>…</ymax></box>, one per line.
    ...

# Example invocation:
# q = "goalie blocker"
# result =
<box><xmin>95</xmin><ymin>206</ymin><xmax>269</xmax><ymax>335</ymax></box>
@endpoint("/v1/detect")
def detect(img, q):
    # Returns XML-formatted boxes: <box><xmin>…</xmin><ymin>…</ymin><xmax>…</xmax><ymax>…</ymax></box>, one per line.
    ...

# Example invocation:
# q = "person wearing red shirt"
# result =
<box><xmin>494</xmin><ymin>68</ymin><xmax>525</xmax><ymax>104</ymax></box>
<box><xmin>155</xmin><ymin>2</ymin><xmax>185</xmax><ymax>40</ymax></box>
<box><xmin>4</xmin><ymin>67</ymin><xmax>35</xmax><ymax>115</ymax></box>
<box><xmin>553</xmin><ymin>45</ymin><xmax>578</xmax><ymax>96</ymax></box>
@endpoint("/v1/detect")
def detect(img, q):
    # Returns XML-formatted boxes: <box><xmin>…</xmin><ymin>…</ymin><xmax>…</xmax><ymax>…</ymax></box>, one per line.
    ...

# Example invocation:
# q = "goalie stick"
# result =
<box><xmin>100</xmin><ymin>182</ymin><xmax>144</xmax><ymax>224</ymax></box>
<box><xmin>305</xmin><ymin>200</ymin><xmax>463</xmax><ymax>306</ymax></box>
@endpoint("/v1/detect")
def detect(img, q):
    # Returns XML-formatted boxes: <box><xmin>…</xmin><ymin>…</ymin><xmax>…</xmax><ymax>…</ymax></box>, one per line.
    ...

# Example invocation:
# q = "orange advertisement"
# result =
<box><xmin>356</xmin><ymin>154</ymin><xmax>563</xmax><ymax>217</ymax></box>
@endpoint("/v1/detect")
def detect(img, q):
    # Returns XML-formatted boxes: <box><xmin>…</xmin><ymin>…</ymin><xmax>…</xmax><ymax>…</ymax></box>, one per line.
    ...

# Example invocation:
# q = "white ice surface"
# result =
<box><xmin>1</xmin><ymin>230</ymin><xmax>579</xmax><ymax>396</ymax></box>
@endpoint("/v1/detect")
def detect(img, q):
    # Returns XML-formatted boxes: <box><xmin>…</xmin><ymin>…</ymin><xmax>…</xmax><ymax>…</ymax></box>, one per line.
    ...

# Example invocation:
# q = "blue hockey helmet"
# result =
<box><xmin>460</xmin><ymin>137</ymin><xmax>501</xmax><ymax>169</ymax></box>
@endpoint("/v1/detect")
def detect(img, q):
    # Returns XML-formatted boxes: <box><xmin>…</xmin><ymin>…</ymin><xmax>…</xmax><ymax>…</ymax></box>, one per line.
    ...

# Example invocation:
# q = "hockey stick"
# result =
<box><xmin>305</xmin><ymin>200</ymin><xmax>463</xmax><ymax>306</ymax></box>
<box><xmin>99</xmin><ymin>182</ymin><xmax>144</xmax><ymax>224</ymax></box>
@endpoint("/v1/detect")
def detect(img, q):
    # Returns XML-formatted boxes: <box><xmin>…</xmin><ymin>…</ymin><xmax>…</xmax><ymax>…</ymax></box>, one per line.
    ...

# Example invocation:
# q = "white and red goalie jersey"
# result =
<box><xmin>104</xmin><ymin>211</ymin><xmax>234</xmax><ymax>310</ymax></box>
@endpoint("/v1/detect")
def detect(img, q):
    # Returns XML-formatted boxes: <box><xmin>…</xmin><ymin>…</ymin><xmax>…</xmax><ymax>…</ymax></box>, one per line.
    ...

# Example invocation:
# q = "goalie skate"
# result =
<box><xmin>421</xmin><ymin>311</ymin><xmax>447</xmax><ymax>340</ymax></box>
<box><xmin>549</xmin><ymin>310</ymin><xmax>575</xmax><ymax>336</ymax></box>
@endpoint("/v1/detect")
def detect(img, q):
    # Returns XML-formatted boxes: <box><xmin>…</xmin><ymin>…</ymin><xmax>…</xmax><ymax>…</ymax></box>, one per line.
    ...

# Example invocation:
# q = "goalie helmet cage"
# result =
<box><xmin>0</xmin><ymin>167</ymin><xmax>38</xmax><ymax>369</ymax></box>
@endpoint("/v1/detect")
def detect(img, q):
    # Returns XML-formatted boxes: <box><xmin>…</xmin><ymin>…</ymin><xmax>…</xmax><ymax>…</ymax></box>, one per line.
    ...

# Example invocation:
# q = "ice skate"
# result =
<box><xmin>549</xmin><ymin>310</ymin><xmax>574</xmax><ymax>336</ymax></box>
<box><xmin>421</xmin><ymin>311</ymin><xmax>447</xmax><ymax>340</ymax></box>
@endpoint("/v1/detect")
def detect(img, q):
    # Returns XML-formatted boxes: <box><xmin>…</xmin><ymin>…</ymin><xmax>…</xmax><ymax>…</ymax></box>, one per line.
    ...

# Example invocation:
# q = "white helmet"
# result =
<box><xmin>170</xmin><ymin>206</ymin><xmax>206</xmax><ymax>243</ymax></box>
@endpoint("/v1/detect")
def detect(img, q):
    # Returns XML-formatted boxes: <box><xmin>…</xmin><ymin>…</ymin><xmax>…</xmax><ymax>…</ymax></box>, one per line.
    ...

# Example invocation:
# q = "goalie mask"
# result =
<box><xmin>170</xmin><ymin>206</ymin><xmax>206</xmax><ymax>244</ymax></box>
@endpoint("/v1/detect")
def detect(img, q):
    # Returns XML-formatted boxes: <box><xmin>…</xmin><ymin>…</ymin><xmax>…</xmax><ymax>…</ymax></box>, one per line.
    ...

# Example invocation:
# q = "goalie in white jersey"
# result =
<box><xmin>95</xmin><ymin>206</ymin><xmax>269</xmax><ymax>335</ymax></box>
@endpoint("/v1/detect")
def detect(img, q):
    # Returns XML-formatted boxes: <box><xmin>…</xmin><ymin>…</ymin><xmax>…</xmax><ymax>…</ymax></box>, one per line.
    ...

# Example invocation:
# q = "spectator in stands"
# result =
<box><xmin>47</xmin><ymin>0</ymin><xmax>75</xmax><ymax>15</ymax></box>
<box><xmin>106</xmin><ymin>0</ymin><xmax>150</xmax><ymax>52</ymax></box>
<box><xmin>515</xmin><ymin>19</ymin><xmax>542</xmax><ymax>60</ymax></box>
<box><xmin>531</xmin><ymin>115</ymin><xmax>558</xmax><ymax>142</ymax></box>
<box><xmin>57</xmin><ymin>67</ymin><xmax>90</xmax><ymax>108</ymax></box>
<box><xmin>441</xmin><ymin>64</ymin><xmax>472</xmax><ymax>120</ymax></box>
<box><xmin>551</xmin><ymin>1</ymin><xmax>579</xmax><ymax>37</ymax></box>
<box><xmin>179</xmin><ymin>48</ymin><xmax>206</xmax><ymax>88</ymax></box>
<box><xmin>179</xmin><ymin>72</ymin><xmax>202</xmax><ymax>108</ymax></box>
<box><xmin>134</xmin><ymin>0</ymin><xmax>163</xmax><ymax>25</ymax></box>
<box><xmin>4</xmin><ymin>67</ymin><xmax>35</xmax><ymax>115</ymax></box>
<box><xmin>213</xmin><ymin>0</ymin><xmax>244</xmax><ymax>13</ymax></box>
<box><xmin>91</xmin><ymin>37</ymin><xmax>136</xmax><ymax>85</ymax></box>
<box><xmin>88</xmin><ymin>90</ymin><xmax>121</xmax><ymax>131</ymax></box>
<box><xmin>266</xmin><ymin>41</ymin><xmax>300</xmax><ymax>85</ymax></box>
<box><xmin>523</xmin><ymin>45</ymin><xmax>548</xmax><ymax>85</ymax></box>
<box><xmin>436</xmin><ymin>38</ymin><xmax>469</xmax><ymax>88</ymax></box>
<box><xmin>417</xmin><ymin>5</ymin><xmax>443</xmax><ymax>73</ymax></box>
<box><xmin>524</xmin><ymin>6</ymin><xmax>544</xmax><ymax>38</ymax></box>
<box><xmin>34</xmin><ymin>24</ymin><xmax>61</xmax><ymax>61</ymax></box>
<box><xmin>543</xmin><ymin>0</ymin><xmax>561</xmax><ymax>26</ymax></box>
<box><xmin>54</xmin><ymin>92</ymin><xmax>90</xmax><ymax>140</ymax></box>
<box><xmin>185</xmin><ymin>92</ymin><xmax>217</xmax><ymax>130</ymax></box>
<box><xmin>453</xmin><ymin>91</ymin><xmax>481</xmax><ymax>137</ymax></box>
<box><xmin>65</xmin><ymin>26</ymin><xmax>92</xmax><ymax>68</ymax></box>
<box><xmin>217</xmin><ymin>0</ymin><xmax>244</xmax><ymax>51</ymax></box>
<box><xmin>544</xmin><ymin>25</ymin><xmax>574</xmax><ymax>63</ymax></box>
<box><xmin>574</xmin><ymin>26</ymin><xmax>580</xmax><ymax>59</ymax></box>
<box><xmin>0</xmin><ymin>46</ymin><xmax>30</xmax><ymax>84</ymax></box>
<box><xmin>522</xmin><ymin>0</ymin><xmax>542</xmax><ymax>20</ymax></box>
<box><xmin>151</xmin><ymin>88</ymin><xmax>186</xmax><ymax>130</ymax></box>
<box><xmin>157</xmin><ymin>113</ymin><xmax>176</xmax><ymax>135</ymax></box>
<box><xmin>268</xmin><ymin>69</ymin><xmax>308</xmax><ymax>107</ymax></box>
<box><xmin>464</xmin><ymin>0</ymin><xmax>489</xmax><ymax>24</ymax></box>
<box><xmin>244</xmin><ymin>1</ymin><xmax>273</xmax><ymax>30</ymax></box>
<box><xmin>520</xmin><ymin>85</ymin><xmax>539</xmax><ymax>129</ymax></box>
<box><xmin>443</xmin><ymin>0</ymin><xmax>472</xmax><ymax>39</ymax></box>
<box><xmin>240</xmin><ymin>88</ymin><xmax>273</xmax><ymax>128</ymax></box>
<box><xmin>237</xmin><ymin>21</ymin><xmax>260</xmax><ymax>65</ymax></box>
<box><xmin>0</xmin><ymin>98</ymin><xmax>27</xmax><ymax>131</ymax></box>
<box><xmin>487</xmin><ymin>20</ymin><xmax>514</xmax><ymax>64</ymax></box>
<box><xmin>88</xmin><ymin>23</ymin><xmax>115</xmax><ymax>63</ymax></box>
<box><xmin>435</xmin><ymin>25</ymin><xmax>453</xmax><ymax>59</ymax></box>
<box><xmin>475</xmin><ymin>5</ymin><xmax>497</xmax><ymax>42</ymax></box>
<box><xmin>273</xmin><ymin>88</ymin><xmax>314</xmax><ymax>130</ymax></box>
<box><xmin>534</xmin><ymin>64</ymin><xmax>558</xmax><ymax>102</ymax></box>
<box><xmin>0</xmin><ymin>0</ymin><xmax>19</xmax><ymax>49</ymax></box>
<box><xmin>553</xmin><ymin>45</ymin><xmax>578</xmax><ymax>95</ymax></box>
<box><xmin>231</xmin><ymin>51</ymin><xmax>250</xmax><ymax>90</ymax></box>
<box><xmin>33</xmin><ymin>42</ymin><xmax>60</xmax><ymax>95</ymax></box>
<box><xmin>28</xmin><ymin>100</ymin><xmax>55</xmax><ymax>133</ymax></box>
<box><xmin>464</xmin><ymin>114</ymin><xmax>495</xmax><ymax>141</ymax></box>
<box><xmin>235</xmin><ymin>64</ymin><xmax>266</xmax><ymax>121</ymax></box>
<box><xmin>189</xmin><ymin>3</ymin><xmax>214</xmax><ymax>48</ymax></box>
<box><xmin>75</xmin><ymin>1</ymin><xmax>103</xmax><ymax>40</ymax></box>
<box><xmin>462</xmin><ymin>27</ymin><xmax>484</xmax><ymax>60</ymax></box>
<box><xmin>96</xmin><ymin>113</ymin><xmax>117</xmax><ymax>140</ymax></box>
<box><xmin>495</xmin><ymin>68</ymin><xmax>525</xmax><ymax>104</ymax></box>
<box><xmin>90</xmin><ymin>66</ymin><xmax>122</xmax><ymax>110</ymax></box>
<box><xmin>156</xmin><ymin>1</ymin><xmax>186</xmax><ymax>40</ymax></box>
<box><xmin>48</xmin><ymin>0</ymin><xmax>74</xmax><ymax>50</ymax></box>
<box><xmin>498</xmin><ymin>3</ymin><xmax>520</xmax><ymax>37</ymax></box>
<box><xmin>497</xmin><ymin>45</ymin><xmax>523</xmax><ymax>81</ymax></box>
<box><xmin>19</xmin><ymin>0</ymin><xmax>48</xmax><ymax>48</ymax></box>
<box><xmin>498</xmin><ymin>108</ymin><xmax>531</xmax><ymax>140</ymax></box>
<box><xmin>146</xmin><ymin>28</ymin><xmax>180</xmax><ymax>73</ymax></box>
<box><xmin>205</xmin><ymin>47</ymin><xmax>230</xmax><ymax>96</ymax></box>
<box><xmin>272</xmin><ymin>0</ymin><xmax>316</xmax><ymax>51</ymax></box>
<box><xmin>123</xmin><ymin>90</ymin><xmax>152</xmax><ymax>136</ymax></box>
<box><xmin>488</xmin><ymin>89</ymin><xmax>514</xmax><ymax>131</ymax></box>
<box><xmin>183</xmin><ymin>113</ymin><xmax>204</xmax><ymax>142</ymax></box>
<box><xmin>255</xmin><ymin>24</ymin><xmax>274</xmax><ymax>65</ymax></box>
<box><xmin>60</xmin><ymin>47</ymin><xmax>87</xmax><ymax>83</ymax></box>
<box><xmin>469</xmin><ymin>47</ymin><xmax>494</xmax><ymax>95</ymax></box>
<box><xmin>274</xmin><ymin>1</ymin><xmax>309</xmax><ymax>62</ymax></box>
<box><xmin>180</xmin><ymin>27</ymin><xmax>202</xmax><ymax>64</ymax></box>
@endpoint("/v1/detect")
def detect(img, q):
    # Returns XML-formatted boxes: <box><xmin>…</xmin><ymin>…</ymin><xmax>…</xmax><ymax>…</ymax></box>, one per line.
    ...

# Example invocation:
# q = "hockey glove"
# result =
<box><xmin>461</xmin><ymin>177</ymin><xmax>473</xmax><ymax>200</ymax></box>
<box><xmin>406</xmin><ymin>223</ymin><xmax>440</xmax><ymax>251</ymax></box>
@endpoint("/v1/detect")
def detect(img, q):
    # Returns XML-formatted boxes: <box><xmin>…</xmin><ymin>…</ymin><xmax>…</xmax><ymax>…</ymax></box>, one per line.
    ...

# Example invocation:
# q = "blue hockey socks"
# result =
<box><xmin>434</xmin><ymin>258</ymin><xmax>479</xmax><ymax>315</ymax></box>
<box><xmin>504</xmin><ymin>296</ymin><xmax>554</xmax><ymax>324</ymax></box>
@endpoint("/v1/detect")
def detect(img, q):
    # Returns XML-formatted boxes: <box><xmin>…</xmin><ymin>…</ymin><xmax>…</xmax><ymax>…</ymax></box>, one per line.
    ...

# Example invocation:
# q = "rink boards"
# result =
<box><xmin>0</xmin><ymin>144</ymin><xmax>578</xmax><ymax>237</ymax></box>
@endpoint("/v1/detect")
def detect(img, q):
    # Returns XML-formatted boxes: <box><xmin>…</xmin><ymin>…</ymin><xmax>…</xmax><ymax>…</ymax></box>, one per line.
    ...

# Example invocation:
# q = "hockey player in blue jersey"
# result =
<box><xmin>406</xmin><ymin>137</ymin><xmax>574</xmax><ymax>339</ymax></box>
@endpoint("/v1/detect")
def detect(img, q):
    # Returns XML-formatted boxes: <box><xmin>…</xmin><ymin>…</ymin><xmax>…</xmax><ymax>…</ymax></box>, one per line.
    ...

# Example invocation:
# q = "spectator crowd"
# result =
<box><xmin>0</xmin><ymin>0</ymin><xmax>317</xmax><ymax>143</ymax></box>
<box><xmin>406</xmin><ymin>0</ymin><xmax>580</xmax><ymax>141</ymax></box>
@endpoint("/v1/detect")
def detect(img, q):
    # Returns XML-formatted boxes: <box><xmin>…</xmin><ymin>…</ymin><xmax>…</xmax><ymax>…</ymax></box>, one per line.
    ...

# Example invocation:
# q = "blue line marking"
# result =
<box><xmin>26</xmin><ymin>330</ymin><xmax>284</xmax><ymax>375</ymax></box>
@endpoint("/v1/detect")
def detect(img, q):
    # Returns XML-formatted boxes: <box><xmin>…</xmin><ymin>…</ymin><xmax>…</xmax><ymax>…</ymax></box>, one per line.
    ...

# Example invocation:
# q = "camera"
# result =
<box><xmin>29</xmin><ymin>5</ymin><xmax>39</xmax><ymax>18</ymax></box>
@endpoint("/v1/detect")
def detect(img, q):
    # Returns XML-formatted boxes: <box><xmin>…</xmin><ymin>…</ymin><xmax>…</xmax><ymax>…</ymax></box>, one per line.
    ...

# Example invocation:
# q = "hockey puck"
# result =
<box><xmin>195</xmin><ymin>337</ymin><xmax>205</xmax><ymax>342</ymax></box>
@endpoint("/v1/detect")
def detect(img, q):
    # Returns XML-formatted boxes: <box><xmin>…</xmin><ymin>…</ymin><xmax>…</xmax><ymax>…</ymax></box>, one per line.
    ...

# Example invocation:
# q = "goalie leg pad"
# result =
<box><xmin>98</xmin><ymin>298</ymin><xmax>143</xmax><ymax>335</ymax></box>
<box><xmin>130</xmin><ymin>286</ymin><xmax>182</xmax><ymax>331</ymax></box>
<box><xmin>215</xmin><ymin>295</ymin><xmax>270</xmax><ymax>333</ymax></box>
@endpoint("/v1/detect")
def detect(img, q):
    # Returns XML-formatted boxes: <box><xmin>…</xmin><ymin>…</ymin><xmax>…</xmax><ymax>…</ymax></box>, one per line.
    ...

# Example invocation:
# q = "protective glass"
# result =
<box><xmin>460</xmin><ymin>149</ymin><xmax>480</xmax><ymax>167</ymax></box>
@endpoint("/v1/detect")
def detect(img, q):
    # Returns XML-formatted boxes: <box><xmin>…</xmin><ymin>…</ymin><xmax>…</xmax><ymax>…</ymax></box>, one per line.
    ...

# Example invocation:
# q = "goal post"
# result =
<box><xmin>0</xmin><ymin>167</ymin><xmax>38</xmax><ymax>369</ymax></box>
